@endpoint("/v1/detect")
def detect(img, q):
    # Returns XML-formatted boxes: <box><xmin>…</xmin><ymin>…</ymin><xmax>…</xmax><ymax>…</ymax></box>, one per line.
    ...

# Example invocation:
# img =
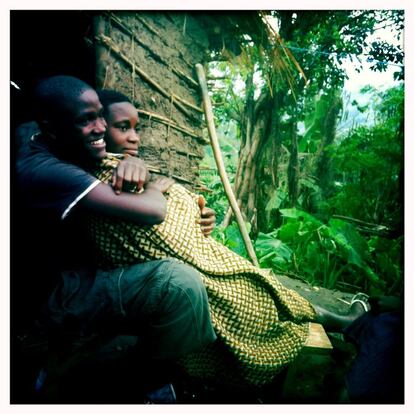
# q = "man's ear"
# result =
<box><xmin>38</xmin><ymin>119</ymin><xmax>57</xmax><ymax>140</ymax></box>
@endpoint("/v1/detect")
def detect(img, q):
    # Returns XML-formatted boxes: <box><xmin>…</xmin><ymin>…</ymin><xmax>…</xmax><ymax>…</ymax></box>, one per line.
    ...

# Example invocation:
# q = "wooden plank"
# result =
<box><xmin>281</xmin><ymin>323</ymin><xmax>333</xmax><ymax>401</ymax></box>
<box><xmin>282</xmin><ymin>353</ymin><xmax>333</xmax><ymax>401</ymax></box>
<box><xmin>304</xmin><ymin>322</ymin><xmax>333</xmax><ymax>354</ymax></box>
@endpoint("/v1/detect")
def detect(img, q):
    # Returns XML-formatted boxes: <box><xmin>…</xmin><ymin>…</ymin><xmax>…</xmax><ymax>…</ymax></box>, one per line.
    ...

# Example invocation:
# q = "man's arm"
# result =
<box><xmin>81</xmin><ymin>175</ymin><xmax>176</xmax><ymax>225</ymax></box>
<box><xmin>79</xmin><ymin>182</ymin><xmax>168</xmax><ymax>225</ymax></box>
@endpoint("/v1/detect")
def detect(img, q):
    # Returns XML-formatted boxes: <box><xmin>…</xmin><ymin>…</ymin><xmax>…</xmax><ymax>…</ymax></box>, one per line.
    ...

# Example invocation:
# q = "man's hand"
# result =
<box><xmin>146</xmin><ymin>176</ymin><xmax>175</xmax><ymax>194</ymax></box>
<box><xmin>112</xmin><ymin>156</ymin><xmax>150</xmax><ymax>195</ymax></box>
<box><xmin>197</xmin><ymin>195</ymin><xmax>216</xmax><ymax>237</ymax></box>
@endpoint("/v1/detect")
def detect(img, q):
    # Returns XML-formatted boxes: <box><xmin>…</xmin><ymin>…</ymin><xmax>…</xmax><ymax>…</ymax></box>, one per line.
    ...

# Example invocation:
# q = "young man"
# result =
<box><xmin>14</xmin><ymin>75</ymin><xmax>216</xmax><ymax>402</ymax></box>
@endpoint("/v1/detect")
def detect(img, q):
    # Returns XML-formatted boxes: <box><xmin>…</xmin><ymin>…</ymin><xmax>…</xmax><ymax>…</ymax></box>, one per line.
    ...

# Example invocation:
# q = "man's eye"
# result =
<box><xmin>77</xmin><ymin>117</ymin><xmax>88</xmax><ymax>125</ymax></box>
<box><xmin>77</xmin><ymin>114</ymin><xmax>98</xmax><ymax>126</ymax></box>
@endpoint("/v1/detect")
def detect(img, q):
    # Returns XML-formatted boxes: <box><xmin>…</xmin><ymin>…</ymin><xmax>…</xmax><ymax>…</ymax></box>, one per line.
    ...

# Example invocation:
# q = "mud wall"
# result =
<box><xmin>93</xmin><ymin>11</ymin><xmax>211</xmax><ymax>189</ymax></box>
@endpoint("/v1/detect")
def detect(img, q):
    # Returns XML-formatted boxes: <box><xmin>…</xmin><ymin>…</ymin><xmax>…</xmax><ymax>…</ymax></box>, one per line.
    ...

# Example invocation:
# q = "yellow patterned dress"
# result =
<box><xmin>86</xmin><ymin>155</ymin><xmax>317</xmax><ymax>387</ymax></box>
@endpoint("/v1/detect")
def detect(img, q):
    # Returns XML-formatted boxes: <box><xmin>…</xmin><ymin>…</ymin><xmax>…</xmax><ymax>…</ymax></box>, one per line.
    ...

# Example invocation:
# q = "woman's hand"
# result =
<box><xmin>197</xmin><ymin>195</ymin><xmax>216</xmax><ymax>237</ymax></box>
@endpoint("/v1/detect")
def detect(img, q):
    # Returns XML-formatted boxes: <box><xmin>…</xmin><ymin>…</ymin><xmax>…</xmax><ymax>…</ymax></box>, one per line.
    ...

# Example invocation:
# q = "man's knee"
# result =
<box><xmin>157</xmin><ymin>259</ymin><xmax>210</xmax><ymax>321</ymax></box>
<box><xmin>160</xmin><ymin>259</ymin><xmax>206</xmax><ymax>298</ymax></box>
<box><xmin>151</xmin><ymin>259</ymin><xmax>216</xmax><ymax>358</ymax></box>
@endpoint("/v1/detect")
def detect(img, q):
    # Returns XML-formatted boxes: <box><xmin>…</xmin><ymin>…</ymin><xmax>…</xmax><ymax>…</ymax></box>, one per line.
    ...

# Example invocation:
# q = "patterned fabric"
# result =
<box><xmin>86</xmin><ymin>155</ymin><xmax>317</xmax><ymax>387</ymax></box>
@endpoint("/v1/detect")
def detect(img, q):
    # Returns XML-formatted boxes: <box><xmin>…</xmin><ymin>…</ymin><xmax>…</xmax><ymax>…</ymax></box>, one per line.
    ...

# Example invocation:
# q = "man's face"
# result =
<box><xmin>58</xmin><ymin>89</ymin><xmax>108</xmax><ymax>161</ymax></box>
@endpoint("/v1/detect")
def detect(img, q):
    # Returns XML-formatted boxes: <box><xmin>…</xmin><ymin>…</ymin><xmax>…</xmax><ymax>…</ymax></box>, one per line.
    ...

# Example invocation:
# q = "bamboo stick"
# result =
<box><xmin>147</xmin><ymin>164</ymin><xmax>194</xmax><ymax>185</ymax></box>
<box><xmin>174</xmin><ymin>149</ymin><xmax>203</xmax><ymax>158</ymax></box>
<box><xmin>135</xmin><ymin>14</ymin><xmax>161</xmax><ymax>37</ymax></box>
<box><xmin>195</xmin><ymin>63</ymin><xmax>259</xmax><ymax>267</ymax></box>
<box><xmin>137</xmin><ymin>109</ymin><xmax>208</xmax><ymax>143</ymax></box>
<box><xmin>171</xmin><ymin>67</ymin><xmax>199</xmax><ymax>88</ymax></box>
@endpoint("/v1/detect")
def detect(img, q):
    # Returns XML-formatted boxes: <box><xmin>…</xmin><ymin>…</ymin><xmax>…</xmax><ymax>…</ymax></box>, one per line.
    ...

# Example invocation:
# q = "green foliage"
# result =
<box><xmin>257</xmin><ymin>85</ymin><xmax>402</xmax><ymax>294</ymax></box>
<box><xmin>255</xmin><ymin>208</ymin><xmax>392</xmax><ymax>294</ymax></box>
<box><xmin>255</xmin><ymin>231</ymin><xmax>293</xmax><ymax>269</ymax></box>
<box><xmin>326</xmin><ymin>85</ymin><xmax>403</xmax><ymax>229</ymax></box>
<box><xmin>199</xmin><ymin>121</ymin><xmax>239</xmax><ymax>224</ymax></box>
<box><xmin>202</xmin><ymin>12</ymin><xmax>403</xmax><ymax>296</ymax></box>
<box><xmin>300</xmin><ymin>91</ymin><xmax>341</xmax><ymax>154</ymax></box>
<box><xmin>212</xmin><ymin>222</ymin><xmax>249</xmax><ymax>259</ymax></box>
<box><xmin>199</xmin><ymin>171</ymin><xmax>229</xmax><ymax>224</ymax></box>
<box><xmin>368</xmin><ymin>236</ymin><xmax>403</xmax><ymax>295</ymax></box>
<box><xmin>203</xmin><ymin>82</ymin><xmax>402</xmax><ymax>294</ymax></box>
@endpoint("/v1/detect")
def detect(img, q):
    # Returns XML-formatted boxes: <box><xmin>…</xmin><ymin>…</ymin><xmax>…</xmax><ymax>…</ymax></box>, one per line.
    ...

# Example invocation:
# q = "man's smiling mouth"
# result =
<box><xmin>90</xmin><ymin>138</ymin><xmax>105</xmax><ymax>147</ymax></box>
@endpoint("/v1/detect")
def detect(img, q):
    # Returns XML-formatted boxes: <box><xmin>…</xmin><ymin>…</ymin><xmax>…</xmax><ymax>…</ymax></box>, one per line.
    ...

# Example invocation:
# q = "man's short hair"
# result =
<box><xmin>97</xmin><ymin>89</ymin><xmax>133</xmax><ymax>117</ymax></box>
<box><xmin>34</xmin><ymin>75</ymin><xmax>94</xmax><ymax>122</ymax></box>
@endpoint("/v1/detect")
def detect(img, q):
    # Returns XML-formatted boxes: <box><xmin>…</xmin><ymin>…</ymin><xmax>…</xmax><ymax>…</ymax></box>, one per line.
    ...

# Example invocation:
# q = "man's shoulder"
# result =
<box><xmin>16</xmin><ymin>122</ymin><xmax>54</xmax><ymax>163</ymax></box>
<box><xmin>15</xmin><ymin>126</ymin><xmax>99</xmax><ymax>220</ymax></box>
<box><xmin>16</xmin><ymin>128</ymin><xmax>60</xmax><ymax>182</ymax></box>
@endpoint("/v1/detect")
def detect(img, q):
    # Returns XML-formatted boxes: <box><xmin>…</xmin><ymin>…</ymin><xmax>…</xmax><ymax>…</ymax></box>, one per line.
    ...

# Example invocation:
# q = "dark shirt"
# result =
<box><xmin>15</xmin><ymin>127</ymin><xmax>100</xmax><ymax>271</ymax></box>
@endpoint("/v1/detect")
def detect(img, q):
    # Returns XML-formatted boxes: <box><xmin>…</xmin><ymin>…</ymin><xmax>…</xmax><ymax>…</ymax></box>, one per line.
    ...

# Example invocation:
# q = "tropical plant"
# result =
<box><xmin>255</xmin><ymin>208</ymin><xmax>398</xmax><ymax>295</ymax></box>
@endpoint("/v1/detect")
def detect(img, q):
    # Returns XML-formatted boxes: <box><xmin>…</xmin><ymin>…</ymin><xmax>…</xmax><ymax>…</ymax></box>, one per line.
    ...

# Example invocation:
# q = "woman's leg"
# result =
<box><xmin>312</xmin><ymin>301</ymin><xmax>367</xmax><ymax>331</ymax></box>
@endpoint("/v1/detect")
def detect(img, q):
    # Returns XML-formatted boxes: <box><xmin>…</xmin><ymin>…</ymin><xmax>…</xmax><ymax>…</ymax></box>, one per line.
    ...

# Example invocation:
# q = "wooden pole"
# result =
<box><xmin>195</xmin><ymin>63</ymin><xmax>259</xmax><ymax>267</ymax></box>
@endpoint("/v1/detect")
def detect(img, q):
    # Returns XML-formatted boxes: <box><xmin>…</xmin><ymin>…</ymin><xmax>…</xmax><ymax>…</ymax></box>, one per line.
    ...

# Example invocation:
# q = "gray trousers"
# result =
<box><xmin>45</xmin><ymin>259</ymin><xmax>216</xmax><ymax>360</ymax></box>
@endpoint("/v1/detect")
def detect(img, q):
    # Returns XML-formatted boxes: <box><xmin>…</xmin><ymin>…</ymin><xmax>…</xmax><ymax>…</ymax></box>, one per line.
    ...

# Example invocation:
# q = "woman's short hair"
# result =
<box><xmin>97</xmin><ymin>89</ymin><xmax>133</xmax><ymax>117</ymax></box>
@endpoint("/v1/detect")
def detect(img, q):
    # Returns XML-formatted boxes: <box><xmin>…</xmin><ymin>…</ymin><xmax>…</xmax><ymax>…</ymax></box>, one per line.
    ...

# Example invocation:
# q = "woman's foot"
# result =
<box><xmin>313</xmin><ymin>293</ymin><xmax>370</xmax><ymax>332</ymax></box>
<box><xmin>350</xmin><ymin>293</ymin><xmax>370</xmax><ymax>313</ymax></box>
<box><xmin>342</xmin><ymin>298</ymin><xmax>369</xmax><ymax>327</ymax></box>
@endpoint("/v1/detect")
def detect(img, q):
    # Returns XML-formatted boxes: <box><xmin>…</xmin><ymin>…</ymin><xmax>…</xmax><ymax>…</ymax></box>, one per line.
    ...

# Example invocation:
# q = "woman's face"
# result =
<box><xmin>105</xmin><ymin>102</ymin><xmax>141</xmax><ymax>156</ymax></box>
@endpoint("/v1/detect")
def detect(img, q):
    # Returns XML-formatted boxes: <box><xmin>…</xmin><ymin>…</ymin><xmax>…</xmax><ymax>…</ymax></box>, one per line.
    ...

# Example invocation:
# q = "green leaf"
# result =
<box><xmin>299</xmin><ymin>177</ymin><xmax>321</xmax><ymax>192</ymax></box>
<box><xmin>277</xmin><ymin>221</ymin><xmax>301</xmax><ymax>242</ymax></box>
<box><xmin>255</xmin><ymin>232</ymin><xmax>293</xmax><ymax>264</ymax></box>
<box><xmin>327</xmin><ymin>218</ymin><xmax>380</xmax><ymax>283</ymax></box>
<box><xmin>279</xmin><ymin>208</ymin><xmax>301</xmax><ymax>219</ymax></box>
<box><xmin>224</xmin><ymin>223</ymin><xmax>248</xmax><ymax>258</ymax></box>
<box><xmin>265</xmin><ymin>189</ymin><xmax>286</xmax><ymax>212</ymax></box>
<box><xmin>280</xmin><ymin>208</ymin><xmax>324</xmax><ymax>227</ymax></box>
